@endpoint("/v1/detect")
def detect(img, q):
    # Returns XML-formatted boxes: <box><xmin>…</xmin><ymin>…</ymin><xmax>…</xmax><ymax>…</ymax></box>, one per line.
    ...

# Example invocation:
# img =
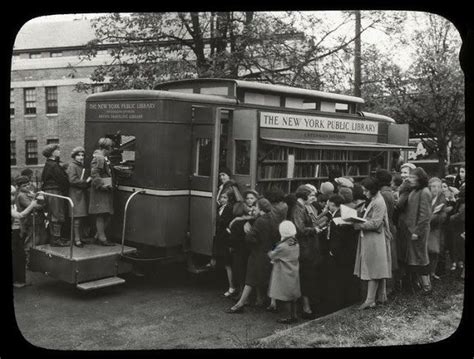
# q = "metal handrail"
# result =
<box><xmin>121</xmin><ymin>189</ymin><xmax>146</xmax><ymax>256</ymax></box>
<box><xmin>37</xmin><ymin>191</ymin><xmax>75</xmax><ymax>259</ymax></box>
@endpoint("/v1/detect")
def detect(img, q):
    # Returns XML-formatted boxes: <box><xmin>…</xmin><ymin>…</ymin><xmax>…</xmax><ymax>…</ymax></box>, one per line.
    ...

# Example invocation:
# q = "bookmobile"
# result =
<box><xmin>29</xmin><ymin>78</ymin><xmax>413</xmax><ymax>291</ymax></box>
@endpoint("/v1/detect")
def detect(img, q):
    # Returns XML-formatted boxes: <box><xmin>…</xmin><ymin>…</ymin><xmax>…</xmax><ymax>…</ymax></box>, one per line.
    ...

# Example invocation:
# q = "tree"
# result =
<box><xmin>75</xmin><ymin>11</ymin><xmax>385</xmax><ymax>92</ymax></box>
<box><xmin>361</xmin><ymin>13</ymin><xmax>464</xmax><ymax>177</ymax></box>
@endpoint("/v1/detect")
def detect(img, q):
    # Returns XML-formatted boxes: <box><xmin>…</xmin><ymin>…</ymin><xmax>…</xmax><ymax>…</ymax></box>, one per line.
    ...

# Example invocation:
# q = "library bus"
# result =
<box><xmin>29</xmin><ymin>78</ymin><xmax>413</xmax><ymax>289</ymax></box>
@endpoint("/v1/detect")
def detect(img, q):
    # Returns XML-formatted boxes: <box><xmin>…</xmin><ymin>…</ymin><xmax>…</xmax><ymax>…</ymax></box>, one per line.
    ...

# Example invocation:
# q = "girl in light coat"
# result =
<box><xmin>268</xmin><ymin>220</ymin><xmax>301</xmax><ymax>324</ymax></box>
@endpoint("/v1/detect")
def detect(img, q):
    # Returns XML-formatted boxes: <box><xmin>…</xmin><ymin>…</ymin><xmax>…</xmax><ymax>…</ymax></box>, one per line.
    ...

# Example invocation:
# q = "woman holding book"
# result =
<box><xmin>427</xmin><ymin>177</ymin><xmax>447</xmax><ymax>280</ymax></box>
<box><xmin>353</xmin><ymin>177</ymin><xmax>392</xmax><ymax>309</ymax></box>
<box><xmin>67</xmin><ymin>146</ymin><xmax>92</xmax><ymax>247</ymax></box>
<box><xmin>89</xmin><ymin>137</ymin><xmax>116</xmax><ymax>246</ymax></box>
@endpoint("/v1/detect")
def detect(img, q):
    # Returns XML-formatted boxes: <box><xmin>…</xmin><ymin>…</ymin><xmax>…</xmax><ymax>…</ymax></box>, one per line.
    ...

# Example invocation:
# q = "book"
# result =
<box><xmin>287</xmin><ymin>154</ymin><xmax>295</xmax><ymax>179</ymax></box>
<box><xmin>80</xmin><ymin>168</ymin><xmax>85</xmax><ymax>180</ymax></box>
<box><xmin>332</xmin><ymin>217</ymin><xmax>354</xmax><ymax>226</ymax></box>
<box><xmin>433</xmin><ymin>203</ymin><xmax>445</xmax><ymax>214</ymax></box>
<box><xmin>340</xmin><ymin>204</ymin><xmax>367</xmax><ymax>223</ymax></box>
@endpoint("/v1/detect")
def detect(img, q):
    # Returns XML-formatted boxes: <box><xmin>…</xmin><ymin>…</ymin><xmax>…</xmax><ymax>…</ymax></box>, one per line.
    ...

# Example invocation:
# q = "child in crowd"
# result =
<box><xmin>268</xmin><ymin>220</ymin><xmax>301</xmax><ymax>324</ymax></box>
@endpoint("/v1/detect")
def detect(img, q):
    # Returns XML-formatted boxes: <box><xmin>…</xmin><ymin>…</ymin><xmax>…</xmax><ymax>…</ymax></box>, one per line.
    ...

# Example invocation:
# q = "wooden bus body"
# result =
<box><xmin>84</xmin><ymin>78</ymin><xmax>412</xmax><ymax>260</ymax></box>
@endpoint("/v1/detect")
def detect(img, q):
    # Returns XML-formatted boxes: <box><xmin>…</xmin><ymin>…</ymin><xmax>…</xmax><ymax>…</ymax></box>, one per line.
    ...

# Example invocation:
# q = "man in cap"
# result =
<box><xmin>41</xmin><ymin>144</ymin><xmax>70</xmax><ymax>247</ymax></box>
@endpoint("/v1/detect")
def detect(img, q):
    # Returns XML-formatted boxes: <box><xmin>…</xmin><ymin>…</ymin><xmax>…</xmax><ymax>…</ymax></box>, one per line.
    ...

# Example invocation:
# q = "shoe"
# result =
<box><xmin>225</xmin><ymin>305</ymin><xmax>244</xmax><ymax>314</ymax></box>
<box><xmin>358</xmin><ymin>301</ymin><xmax>376</xmax><ymax>310</ymax></box>
<box><xmin>266</xmin><ymin>306</ymin><xmax>278</xmax><ymax>313</ymax></box>
<box><xmin>224</xmin><ymin>288</ymin><xmax>236</xmax><ymax>297</ymax></box>
<box><xmin>301</xmin><ymin>311</ymin><xmax>315</xmax><ymax>319</ymax></box>
<box><xmin>74</xmin><ymin>241</ymin><xmax>84</xmax><ymax>248</ymax></box>
<box><xmin>13</xmin><ymin>282</ymin><xmax>26</xmax><ymax>288</ymax></box>
<box><xmin>97</xmin><ymin>240</ymin><xmax>116</xmax><ymax>246</ymax></box>
<box><xmin>277</xmin><ymin>317</ymin><xmax>298</xmax><ymax>324</ymax></box>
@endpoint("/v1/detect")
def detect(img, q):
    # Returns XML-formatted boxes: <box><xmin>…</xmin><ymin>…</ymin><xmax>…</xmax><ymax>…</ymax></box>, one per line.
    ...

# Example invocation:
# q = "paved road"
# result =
<box><xmin>13</xmin><ymin>264</ymin><xmax>300</xmax><ymax>349</ymax></box>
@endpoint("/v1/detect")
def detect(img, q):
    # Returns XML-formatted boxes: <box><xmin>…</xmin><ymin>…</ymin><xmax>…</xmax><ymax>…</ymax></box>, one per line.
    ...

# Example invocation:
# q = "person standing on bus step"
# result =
<box><xmin>212</xmin><ymin>190</ymin><xmax>237</xmax><ymax>297</ymax></box>
<box><xmin>226</xmin><ymin>198</ymin><xmax>278</xmax><ymax>313</ymax></box>
<box><xmin>268</xmin><ymin>220</ymin><xmax>301</xmax><ymax>324</ymax></box>
<box><xmin>404</xmin><ymin>167</ymin><xmax>433</xmax><ymax>295</ymax></box>
<box><xmin>11</xmin><ymin>185</ymin><xmax>42</xmax><ymax>288</ymax></box>
<box><xmin>89</xmin><ymin>137</ymin><xmax>115</xmax><ymax>246</ymax></box>
<box><xmin>207</xmin><ymin>167</ymin><xmax>243</xmax><ymax>268</ymax></box>
<box><xmin>67</xmin><ymin>147</ymin><xmax>92</xmax><ymax>248</ymax></box>
<box><xmin>41</xmin><ymin>144</ymin><xmax>70</xmax><ymax>247</ymax></box>
<box><xmin>427</xmin><ymin>177</ymin><xmax>447</xmax><ymax>280</ymax></box>
<box><xmin>352</xmin><ymin>177</ymin><xmax>392</xmax><ymax>309</ymax></box>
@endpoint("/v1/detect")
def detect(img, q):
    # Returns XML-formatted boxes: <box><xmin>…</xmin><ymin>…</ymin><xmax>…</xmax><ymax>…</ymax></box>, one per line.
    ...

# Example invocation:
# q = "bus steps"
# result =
<box><xmin>76</xmin><ymin>276</ymin><xmax>126</xmax><ymax>291</ymax></box>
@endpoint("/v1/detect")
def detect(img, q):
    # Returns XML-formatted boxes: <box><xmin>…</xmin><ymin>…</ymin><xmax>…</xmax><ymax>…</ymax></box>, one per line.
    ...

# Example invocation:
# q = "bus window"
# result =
<box><xmin>107</xmin><ymin>134</ymin><xmax>136</xmax><ymax>178</ymax></box>
<box><xmin>335</xmin><ymin>103</ymin><xmax>349</xmax><ymax>113</ymax></box>
<box><xmin>195</xmin><ymin>138</ymin><xmax>212</xmax><ymax>177</ymax></box>
<box><xmin>168</xmin><ymin>88</ymin><xmax>194</xmax><ymax>93</ymax></box>
<box><xmin>235</xmin><ymin>140</ymin><xmax>251</xmax><ymax>175</ymax></box>
<box><xmin>200</xmin><ymin>86</ymin><xmax>229</xmax><ymax>96</ymax></box>
<box><xmin>244</xmin><ymin>92</ymin><xmax>280</xmax><ymax>106</ymax></box>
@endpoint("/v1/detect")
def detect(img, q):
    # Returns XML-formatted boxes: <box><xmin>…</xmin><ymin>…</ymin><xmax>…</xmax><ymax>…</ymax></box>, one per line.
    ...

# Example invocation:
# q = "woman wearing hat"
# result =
<box><xmin>40</xmin><ymin>144</ymin><xmax>70</xmax><ymax>247</ymax></box>
<box><xmin>89</xmin><ymin>138</ymin><xmax>115</xmax><ymax>246</ymax></box>
<box><xmin>67</xmin><ymin>146</ymin><xmax>92</xmax><ymax>247</ymax></box>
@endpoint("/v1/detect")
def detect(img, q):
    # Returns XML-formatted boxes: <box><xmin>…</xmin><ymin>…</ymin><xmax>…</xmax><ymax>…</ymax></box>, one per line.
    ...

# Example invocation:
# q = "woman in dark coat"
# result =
<box><xmin>41</xmin><ymin>144</ymin><xmax>70</xmax><ymax>247</ymax></box>
<box><xmin>449</xmin><ymin>185</ymin><xmax>465</xmax><ymax>277</ymax></box>
<box><xmin>226</xmin><ymin>198</ymin><xmax>278</xmax><ymax>313</ymax></box>
<box><xmin>454</xmin><ymin>166</ymin><xmax>465</xmax><ymax>189</ymax></box>
<box><xmin>291</xmin><ymin>185</ymin><xmax>323</xmax><ymax>319</ymax></box>
<box><xmin>66</xmin><ymin>147</ymin><xmax>92</xmax><ymax>247</ymax></box>
<box><xmin>403</xmin><ymin>167</ymin><xmax>433</xmax><ymax>294</ymax></box>
<box><xmin>89</xmin><ymin>137</ymin><xmax>115</xmax><ymax>246</ymax></box>
<box><xmin>427</xmin><ymin>177</ymin><xmax>447</xmax><ymax>280</ymax></box>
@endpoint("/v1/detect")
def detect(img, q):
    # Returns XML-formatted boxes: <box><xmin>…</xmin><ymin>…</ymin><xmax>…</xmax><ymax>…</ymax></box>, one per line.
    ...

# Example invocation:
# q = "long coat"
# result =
<box><xmin>404</xmin><ymin>187</ymin><xmax>432</xmax><ymax>266</ymax></box>
<box><xmin>394</xmin><ymin>181</ymin><xmax>412</xmax><ymax>265</ymax></box>
<box><xmin>380</xmin><ymin>186</ymin><xmax>398</xmax><ymax>271</ymax></box>
<box><xmin>427</xmin><ymin>193</ymin><xmax>447</xmax><ymax>254</ymax></box>
<box><xmin>291</xmin><ymin>200</ymin><xmax>322</xmax><ymax>298</ymax></box>
<box><xmin>354</xmin><ymin>192</ymin><xmax>392</xmax><ymax>280</ymax></box>
<box><xmin>89</xmin><ymin>150</ymin><xmax>114</xmax><ymax>215</ymax></box>
<box><xmin>66</xmin><ymin>160</ymin><xmax>89</xmax><ymax>218</ymax></box>
<box><xmin>245</xmin><ymin>212</ymin><xmax>279</xmax><ymax>288</ymax></box>
<box><xmin>212</xmin><ymin>203</ymin><xmax>234</xmax><ymax>265</ymax></box>
<box><xmin>267</xmin><ymin>240</ymin><xmax>301</xmax><ymax>301</ymax></box>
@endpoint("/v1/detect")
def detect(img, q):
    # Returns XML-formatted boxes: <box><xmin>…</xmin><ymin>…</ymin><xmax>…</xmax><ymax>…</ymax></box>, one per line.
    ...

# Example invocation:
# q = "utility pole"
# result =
<box><xmin>354</xmin><ymin>10</ymin><xmax>362</xmax><ymax>98</ymax></box>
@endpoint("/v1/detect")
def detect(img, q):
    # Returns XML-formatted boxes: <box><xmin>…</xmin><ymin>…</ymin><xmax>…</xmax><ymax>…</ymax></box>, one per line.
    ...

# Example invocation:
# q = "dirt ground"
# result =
<box><xmin>12</xmin><ymin>263</ymin><xmax>300</xmax><ymax>350</ymax></box>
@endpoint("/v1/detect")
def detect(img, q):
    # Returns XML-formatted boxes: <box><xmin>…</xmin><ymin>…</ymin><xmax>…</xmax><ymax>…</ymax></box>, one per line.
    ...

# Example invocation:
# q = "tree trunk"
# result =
<box><xmin>354</xmin><ymin>10</ymin><xmax>362</xmax><ymax>98</ymax></box>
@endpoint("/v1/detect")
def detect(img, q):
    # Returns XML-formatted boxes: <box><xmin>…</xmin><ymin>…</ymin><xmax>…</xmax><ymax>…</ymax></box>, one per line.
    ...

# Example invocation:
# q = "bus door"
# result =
<box><xmin>231</xmin><ymin>109</ymin><xmax>258</xmax><ymax>190</ymax></box>
<box><xmin>189</xmin><ymin>106</ymin><xmax>221</xmax><ymax>255</ymax></box>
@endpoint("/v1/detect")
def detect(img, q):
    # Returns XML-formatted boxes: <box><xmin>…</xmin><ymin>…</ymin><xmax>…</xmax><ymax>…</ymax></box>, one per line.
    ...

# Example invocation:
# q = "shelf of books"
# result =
<box><xmin>256</xmin><ymin>143</ymin><xmax>374</xmax><ymax>194</ymax></box>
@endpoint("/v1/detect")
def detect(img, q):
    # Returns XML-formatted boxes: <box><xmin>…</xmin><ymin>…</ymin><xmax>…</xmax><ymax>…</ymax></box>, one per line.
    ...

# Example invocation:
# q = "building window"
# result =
<box><xmin>11</xmin><ymin>141</ymin><xmax>16</xmax><ymax>166</ymax></box>
<box><xmin>29</xmin><ymin>52</ymin><xmax>42</xmax><ymax>59</ymax></box>
<box><xmin>25</xmin><ymin>140</ymin><xmax>38</xmax><ymax>165</ymax></box>
<box><xmin>92</xmin><ymin>84</ymin><xmax>105</xmax><ymax>94</ymax></box>
<box><xmin>46</xmin><ymin>139</ymin><xmax>59</xmax><ymax>145</ymax></box>
<box><xmin>45</xmin><ymin>87</ymin><xmax>58</xmax><ymax>114</ymax></box>
<box><xmin>50</xmin><ymin>51</ymin><xmax>63</xmax><ymax>57</ymax></box>
<box><xmin>10</xmin><ymin>89</ymin><xmax>14</xmax><ymax>117</ymax></box>
<box><xmin>24</xmin><ymin>88</ymin><xmax>37</xmax><ymax>115</ymax></box>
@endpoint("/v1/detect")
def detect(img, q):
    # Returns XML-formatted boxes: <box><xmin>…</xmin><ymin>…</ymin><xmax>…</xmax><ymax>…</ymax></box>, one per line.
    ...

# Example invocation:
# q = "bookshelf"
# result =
<box><xmin>256</xmin><ymin>143</ymin><xmax>377</xmax><ymax>194</ymax></box>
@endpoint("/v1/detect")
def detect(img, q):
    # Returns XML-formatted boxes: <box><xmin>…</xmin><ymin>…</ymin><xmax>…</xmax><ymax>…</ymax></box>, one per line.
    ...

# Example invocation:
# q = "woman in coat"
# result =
<box><xmin>449</xmin><ymin>185</ymin><xmax>465</xmax><ymax>278</ymax></box>
<box><xmin>404</xmin><ymin>167</ymin><xmax>433</xmax><ymax>294</ymax></box>
<box><xmin>226</xmin><ymin>198</ymin><xmax>279</xmax><ymax>313</ymax></box>
<box><xmin>66</xmin><ymin>147</ymin><xmax>92</xmax><ymax>247</ymax></box>
<box><xmin>89</xmin><ymin>137</ymin><xmax>115</xmax><ymax>246</ymax></box>
<box><xmin>291</xmin><ymin>185</ymin><xmax>324</xmax><ymax>319</ymax></box>
<box><xmin>353</xmin><ymin>177</ymin><xmax>392</xmax><ymax>309</ymax></box>
<box><xmin>427</xmin><ymin>177</ymin><xmax>447</xmax><ymax>280</ymax></box>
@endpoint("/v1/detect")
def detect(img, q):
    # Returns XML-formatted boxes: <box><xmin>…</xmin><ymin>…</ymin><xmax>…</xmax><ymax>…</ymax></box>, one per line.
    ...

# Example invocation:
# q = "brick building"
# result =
<box><xmin>10</xmin><ymin>18</ymin><xmax>105</xmax><ymax>181</ymax></box>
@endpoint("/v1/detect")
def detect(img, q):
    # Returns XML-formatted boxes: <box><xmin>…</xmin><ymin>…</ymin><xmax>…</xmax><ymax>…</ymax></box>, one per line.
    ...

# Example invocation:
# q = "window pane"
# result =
<box><xmin>196</xmin><ymin>138</ymin><xmax>212</xmax><ymax>176</ymax></box>
<box><xmin>235</xmin><ymin>140</ymin><xmax>251</xmax><ymax>175</ymax></box>
<box><xmin>25</xmin><ymin>140</ymin><xmax>38</xmax><ymax>165</ymax></box>
<box><xmin>29</xmin><ymin>53</ymin><xmax>42</xmax><ymax>59</ymax></box>
<box><xmin>10</xmin><ymin>89</ymin><xmax>14</xmax><ymax>116</ymax></box>
<box><xmin>50</xmin><ymin>51</ymin><xmax>62</xmax><ymax>57</ymax></box>
<box><xmin>46</xmin><ymin>87</ymin><xmax>58</xmax><ymax>114</ymax></box>
<box><xmin>24</xmin><ymin>88</ymin><xmax>36</xmax><ymax>115</ymax></box>
<box><xmin>10</xmin><ymin>141</ymin><xmax>16</xmax><ymax>166</ymax></box>
<box><xmin>200</xmin><ymin>86</ymin><xmax>229</xmax><ymax>96</ymax></box>
<box><xmin>46</xmin><ymin>139</ymin><xmax>59</xmax><ymax>145</ymax></box>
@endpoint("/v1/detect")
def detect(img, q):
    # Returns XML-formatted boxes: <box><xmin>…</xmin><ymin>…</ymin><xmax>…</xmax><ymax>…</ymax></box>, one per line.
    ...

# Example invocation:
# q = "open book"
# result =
<box><xmin>432</xmin><ymin>203</ymin><xmax>445</xmax><ymax>214</ymax></box>
<box><xmin>338</xmin><ymin>204</ymin><xmax>367</xmax><ymax>223</ymax></box>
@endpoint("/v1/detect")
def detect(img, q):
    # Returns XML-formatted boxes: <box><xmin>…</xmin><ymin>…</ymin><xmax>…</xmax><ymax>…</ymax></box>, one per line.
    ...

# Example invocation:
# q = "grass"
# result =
<box><xmin>256</xmin><ymin>273</ymin><xmax>464</xmax><ymax>348</ymax></box>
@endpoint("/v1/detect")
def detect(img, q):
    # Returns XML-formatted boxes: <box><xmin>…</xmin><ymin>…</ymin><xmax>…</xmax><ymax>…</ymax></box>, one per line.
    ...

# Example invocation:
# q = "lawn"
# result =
<box><xmin>256</xmin><ymin>274</ymin><xmax>464</xmax><ymax>348</ymax></box>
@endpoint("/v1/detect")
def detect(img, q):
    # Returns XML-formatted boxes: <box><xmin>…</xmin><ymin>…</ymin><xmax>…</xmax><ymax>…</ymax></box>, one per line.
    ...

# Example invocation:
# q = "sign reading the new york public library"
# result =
<box><xmin>87</xmin><ymin>101</ymin><xmax>157</xmax><ymax>121</ymax></box>
<box><xmin>259</xmin><ymin>111</ymin><xmax>379</xmax><ymax>135</ymax></box>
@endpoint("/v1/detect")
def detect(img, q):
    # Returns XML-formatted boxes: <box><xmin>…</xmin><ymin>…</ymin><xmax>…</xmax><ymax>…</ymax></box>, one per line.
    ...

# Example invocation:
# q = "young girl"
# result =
<box><xmin>212</xmin><ymin>190</ymin><xmax>237</xmax><ymax>297</ymax></box>
<box><xmin>268</xmin><ymin>220</ymin><xmax>301</xmax><ymax>324</ymax></box>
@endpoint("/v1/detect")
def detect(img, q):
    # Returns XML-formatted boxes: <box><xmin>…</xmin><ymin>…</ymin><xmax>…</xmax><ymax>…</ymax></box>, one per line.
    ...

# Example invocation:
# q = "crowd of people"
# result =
<box><xmin>10</xmin><ymin>138</ymin><xmax>117</xmax><ymax>288</ymax></box>
<box><xmin>208</xmin><ymin>164</ymin><xmax>466</xmax><ymax>324</ymax></box>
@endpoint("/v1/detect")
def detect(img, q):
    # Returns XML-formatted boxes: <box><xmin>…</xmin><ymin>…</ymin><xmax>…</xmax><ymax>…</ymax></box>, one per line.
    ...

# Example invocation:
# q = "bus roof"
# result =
<box><xmin>358</xmin><ymin>111</ymin><xmax>395</xmax><ymax>123</ymax></box>
<box><xmin>155</xmin><ymin>78</ymin><xmax>365</xmax><ymax>104</ymax></box>
<box><xmin>86</xmin><ymin>89</ymin><xmax>238</xmax><ymax>105</ymax></box>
